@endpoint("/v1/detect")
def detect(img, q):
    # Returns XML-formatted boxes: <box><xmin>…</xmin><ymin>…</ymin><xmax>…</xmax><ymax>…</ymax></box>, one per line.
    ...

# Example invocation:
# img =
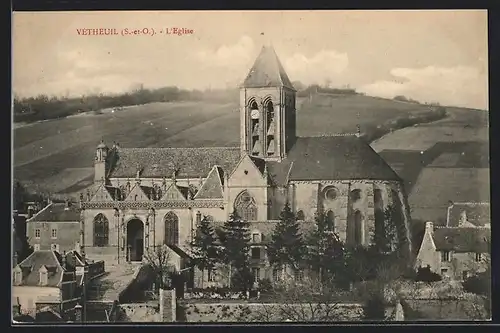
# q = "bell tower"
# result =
<box><xmin>240</xmin><ymin>45</ymin><xmax>296</xmax><ymax>161</ymax></box>
<box><xmin>94</xmin><ymin>140</ymin><xmax>108</xmax><ymax>182</ymax></box>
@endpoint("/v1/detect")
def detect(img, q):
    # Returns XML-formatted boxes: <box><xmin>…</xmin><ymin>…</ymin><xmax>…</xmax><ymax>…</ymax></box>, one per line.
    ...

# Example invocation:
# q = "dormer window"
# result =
<box><xmin>252</xmin><ymin>232</ymin><xmax>261</xmax><ymax>243</ymax></box>
<box><xmin>39</xmin><ymin>266</ymin><xmax>48</xmax><ymax>286</ymax></box>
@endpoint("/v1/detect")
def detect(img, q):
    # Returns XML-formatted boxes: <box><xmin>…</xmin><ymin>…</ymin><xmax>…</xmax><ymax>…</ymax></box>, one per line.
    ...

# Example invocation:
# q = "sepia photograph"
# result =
<box><xmin>12</xmin><ymin>10</ymin><xmax>490</xmax><ymax>323</ymax></box>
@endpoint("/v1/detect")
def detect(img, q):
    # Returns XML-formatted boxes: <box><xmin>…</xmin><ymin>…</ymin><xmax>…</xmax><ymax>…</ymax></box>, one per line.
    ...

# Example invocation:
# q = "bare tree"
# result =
<box><xmin>142</xmin><ymin>245</ymin><xmax>173</xmax><ymax>291</ymax></box>
<box><xmin>252</xmin><ymin>277</ymin><xmax>350</xmax><ymax>322</ymax></box>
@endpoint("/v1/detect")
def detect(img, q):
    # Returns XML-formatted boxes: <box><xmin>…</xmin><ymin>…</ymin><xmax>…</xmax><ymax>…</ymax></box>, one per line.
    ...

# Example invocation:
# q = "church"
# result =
<box><xmin>79</xmin><ymin>45</ymin><xmax>412</xmax><ymax>280</ymax></box>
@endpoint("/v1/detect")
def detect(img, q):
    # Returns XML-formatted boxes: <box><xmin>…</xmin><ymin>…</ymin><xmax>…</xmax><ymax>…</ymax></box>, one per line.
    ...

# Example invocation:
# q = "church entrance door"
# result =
<box><xmin>127</xmin><ymin>219</ymin><xmax>144</xmax><ymax>262</ymax></box>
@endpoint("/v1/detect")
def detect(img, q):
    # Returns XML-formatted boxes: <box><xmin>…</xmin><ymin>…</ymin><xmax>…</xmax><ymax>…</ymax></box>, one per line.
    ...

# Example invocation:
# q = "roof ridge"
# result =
<box><xmin>119</xmin><ymin>146</ymin><xmax>240</xmax><ymax>150</ymax></box>
<box><xmin>451</xmin><ymin>202</ymin><xmax>490</xmax><ymax>205</ymax></box>
<box><xmin>26</xmin><ymin>203</ymin><xmax>53</xmax><ymax>222</ymax></box>
<box><xmin>302</xmin><ymin>133</ymin><xmax>358</xmax><ymax>138</ymax></box>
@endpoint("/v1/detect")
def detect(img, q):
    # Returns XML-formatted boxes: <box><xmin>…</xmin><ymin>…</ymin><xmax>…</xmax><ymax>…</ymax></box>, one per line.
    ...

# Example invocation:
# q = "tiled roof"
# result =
<box><xmin>241</xmin><ymin>45</ymin><xmax>295</xmax><ymax>90</ymax></box>
<box><xmin>268</xmin><ymin>136</ymin><xmax>400</xmax><ymax>184</ymax></box>
<box><xmin>28</xmin><ymin>203</ymin><xmax>80</xmax><ymax>223</ymax></box>
<box><xmin>194</xmin><ymin>166</ymin><xmax>224</xmax><ymax>199</ymax></box>
<box><xmin>65</xmin><ymin>251</ymin><xmax>85</xmax><ymax>268</ymax></box>
<box><xmin>16</xmin><ymin>251</ymin><xmax>64</xmax><ymax>287</ymax></box>
<box><xmin>433</xmin><ymin>227</ymin><xmax>491</xmax><ymax>253</ymax></box>
<box><xmin>447</xmin><ymin>202</ymin><xmax>490</xmax><ymax>227</ymax></box>
<box><xmin>108</xmin><ymin>147</ymin><xmax>241</xmax><ymax>179</ymax></box>
<box><xmin>167</xmin><ymin>244</ymin><xmax>191</xmax><ymax>259</ymax></box>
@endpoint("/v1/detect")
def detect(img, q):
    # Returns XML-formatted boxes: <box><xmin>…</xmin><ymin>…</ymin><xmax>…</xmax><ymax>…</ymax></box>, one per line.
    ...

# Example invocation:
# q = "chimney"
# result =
<box><xmin>459</xmin><ymin>210</ymin><xmax>467</xmax><ymax>227</ymax></box>
<box><xmin>27</xmin><ymin>205</ymin><xmax>34</xmax><ymax>219</ymax></box>
<box><xmin>425</xmin><ymin>221</ymin><xmax>434</xmax><ymax>234</ymax></box>
<box><xmin>65</xmin><ymin>200</ymin><xmax>72</xmax><ymax>210</ymax></box>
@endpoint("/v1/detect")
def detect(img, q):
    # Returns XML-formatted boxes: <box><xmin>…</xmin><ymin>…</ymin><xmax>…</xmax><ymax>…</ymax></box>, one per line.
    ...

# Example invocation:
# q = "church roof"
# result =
<box><xmin>28</xmin><ymin>203</ymin><xmax>80</xmax><ymax>223</ymax></box>
<box><xmin>108</xmin><ymin>147</ymin><xmax>241</xmax><ymax>179</ymax></box>
<box><xmin>446</xmin><ymin>202</ymin><xmax>490</xmax><ymax>227</ymax></box>
<box><xmin>267</xmin><ymin>136</ymin><xmax>400</xmax><ymax>184</ymax></box>
<box><xmin>432</xmin><ymin>227</ymin><xmax>490</xmax><ymax>253</ymax></box>
<box><xmin>194</xmin><ymin>166</ymin><xmax>224</xmax><ymax>199</ymax></box>
<box><xmin>241</xmin><ymin>45</ymin><xmax>295</xmax><ymax>90</ymax></box>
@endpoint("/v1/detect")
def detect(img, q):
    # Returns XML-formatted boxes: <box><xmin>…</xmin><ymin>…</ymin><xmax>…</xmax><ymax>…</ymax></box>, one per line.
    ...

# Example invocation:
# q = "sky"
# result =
<box><xmin>12</xmin><ymin>10</ymin><xmax>488</xmax><ymax>109</ymax></box>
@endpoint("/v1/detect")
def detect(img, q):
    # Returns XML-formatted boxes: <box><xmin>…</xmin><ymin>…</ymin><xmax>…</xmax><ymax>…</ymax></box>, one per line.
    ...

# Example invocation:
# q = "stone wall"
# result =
<box><xmin>159</xmin><ymin>288</ymin><xmax>176</xmax><ymax>322</ymax></box>
<box><xmin>180</xmin><ymin>302</ymin><xmax>365</xmax><ymax>322</ymax></box>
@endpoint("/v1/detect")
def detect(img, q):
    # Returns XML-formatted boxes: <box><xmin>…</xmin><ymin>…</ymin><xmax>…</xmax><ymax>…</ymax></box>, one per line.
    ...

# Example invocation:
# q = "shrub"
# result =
<box><xmin>230</xmin><ymin>267</ymin><xmax>254</xmax><ymax>292</ymax></box>
<box><xmin>258</xmin><ymin>278</ymin><xmax>273</xmax><ymax>293</ymax></box>
<box><xmin>415</xmin><ymin>266</ymin><xmax>442</xmax><ymax>283</ymax></box>
<box><xmin>462</xmin><ymin>271</ymin><xmax>491</xmax><ymax>297</ymax></box>
<box><xmin>363</xmin><ymin>291</ymin><xmax>387</xmax><ymax>320</ymax></box>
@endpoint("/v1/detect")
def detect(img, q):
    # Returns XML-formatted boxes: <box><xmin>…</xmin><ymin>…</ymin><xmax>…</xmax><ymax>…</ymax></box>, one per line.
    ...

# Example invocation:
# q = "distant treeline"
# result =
<box><xmin>361</xmin><ymin>106</ymin><xmax>447</xmax><ymax>143</ymax></box>
<box><xmin>13</xmin><ymin>86</ymin><xmax>239</xmax><ymax>123</ymax></box>
<box><xmin>297</xmin><ymin>84</ymin><xmax>360</xmax><ymax>97</ymax></box>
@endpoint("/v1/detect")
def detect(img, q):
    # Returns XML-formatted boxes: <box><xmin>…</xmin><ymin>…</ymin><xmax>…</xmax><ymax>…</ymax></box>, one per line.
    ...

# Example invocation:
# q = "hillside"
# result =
<box><xmin>13</xmin><ymin>93</ymin><xmax>489</xmax><ymax>223</ymax></box>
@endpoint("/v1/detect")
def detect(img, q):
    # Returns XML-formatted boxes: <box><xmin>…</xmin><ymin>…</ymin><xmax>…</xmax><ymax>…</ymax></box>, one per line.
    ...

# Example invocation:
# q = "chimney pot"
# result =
<box><xmin>425</xmin><ymin>221</ymin><xmax>434</xmax><ymax>233</ymax></box>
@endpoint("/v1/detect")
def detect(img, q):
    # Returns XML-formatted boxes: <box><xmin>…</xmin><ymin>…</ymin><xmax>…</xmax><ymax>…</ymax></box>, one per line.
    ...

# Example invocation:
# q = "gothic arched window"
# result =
<box><xmin>350</xmin><ymin>189</ymin><xmax>362</xmax><ymax>203</ymax></box>
<box><xmin>164</xmin><ymin>212</ymin><xmax>179</xmax><ymax>246</ymax></box>
<box><xmin>234</xmin><ymin>190</ymin><xmax>257</xmax><ymax>221</ymax></box>
<box><xmin>326</xmin><ymin>210</ymin><xmax>335</xmax><ymax>232</ymax></box>
<box><xmin>353</xmin><ymin>210</ymin><xmax>363</xmax><ymax>245</ymax></box>
<box><xmin>93</xmin><ymin>213</ymin><xmax>109</xmax><ymax>247</ymax></box>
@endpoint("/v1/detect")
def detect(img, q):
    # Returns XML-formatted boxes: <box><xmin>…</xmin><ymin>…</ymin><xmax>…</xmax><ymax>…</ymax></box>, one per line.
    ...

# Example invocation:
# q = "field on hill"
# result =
<box><xmin>14</xmin><ymin>94</ymin><xmax>435</xmax><ymax>195</ymax></box>
<box><xmin>14</xmin><ymin>92</ymin><xmax>489</xmax><ymax>224</ymax></box>
<box><xmin>373</xmin><ymin>107</ymin><xmax>489</xmax><ymax>223</ymax></box>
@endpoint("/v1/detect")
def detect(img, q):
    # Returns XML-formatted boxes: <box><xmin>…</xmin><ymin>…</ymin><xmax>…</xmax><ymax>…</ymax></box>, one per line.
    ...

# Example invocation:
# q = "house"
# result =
<box><xmin>415</xmin><ymin>222</ymin><xmax>490</xmax><ymax>280</ymax></box>
<box><xmin>12</xmin><ymin>250</ymin><xmax>81</xmax><ymax>320</ymax></box>
<box><xmin>446</xmin><ymin>202</ymin><xmax>490</xmax><ymax>228</ymax></box>
<box><xmin>26</xmin><ymin>200</ymin><xmax>81</xmax><ymax>253</ymax></box>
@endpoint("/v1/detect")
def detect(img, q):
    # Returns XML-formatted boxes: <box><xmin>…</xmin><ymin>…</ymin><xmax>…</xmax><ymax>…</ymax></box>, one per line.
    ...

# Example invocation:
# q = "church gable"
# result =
<box><xmin>228</xmin><ymin>154</ymin><xmax>267</xmax><ymax>187</ymax></box>
<box><xmin>194</xmin><ymin>166</ymin><xmax>224</xmax><ymax>199</ymax></box>
<box><xmin>161</xmin><ymin>183</ymin><xmax>187</xmax><ymax>201</ymax></box>
<box><xmin>90</xmin><ymin>184</ymin><xmax>114</xmax><ymax>202</ymax></box>
<box><xmin>124</xmin><ymin>183</ymin><xmax>151</xmax><ymax>201</ymax></box>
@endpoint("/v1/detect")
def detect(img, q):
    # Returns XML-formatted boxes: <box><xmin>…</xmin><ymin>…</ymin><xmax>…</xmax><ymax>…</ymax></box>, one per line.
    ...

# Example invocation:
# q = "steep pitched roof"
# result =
<box><xmin>267</xmin><ymin>136</ymin><xmax>400</xmax><ymax>184</ymax></box>
<box><xmin>124</xmin><ymin>183</ymin><xmax>152</xmax><ymax>201</ymax></box>
<box><xmin>241</xmin><ymin>45</ymin><xmax>295</xmax><ymax>90</ymax></box>
<box><xmin>16</xmin><ymin>251</ymin><xmax>65</xmax><ymax>287</ymax></box>
<box><xmin>447</xmin><ymin>202</ymin><xmax>490</xmax><ymax>227</ymax></box>
<box><xmin>108</xmin><ymin>147</ymin><xmax>241</xmax><ymax>179</ymax></box>
<box><xmin>161</xmin><ymin>183</ymin><xmax>188</xmax><ymax>200</ymax></box>
<box><xmin>433</xmin><ymin>227</ymin><xmax>491</xmax><ymax>253</ymax></box>
<box><xmin>194</xmin><ymin>166</ymin><xmax>224</xmax><ymax>199</ymax></box>
<box><xmin>90</xmin><ymin>184</ymin><xmax>115</xmax><ymax>202</ymax></box>
<box><xmin>27</xmin><ymin>203</ymin><xmax>80</xmax><ymax>223</ymax></box>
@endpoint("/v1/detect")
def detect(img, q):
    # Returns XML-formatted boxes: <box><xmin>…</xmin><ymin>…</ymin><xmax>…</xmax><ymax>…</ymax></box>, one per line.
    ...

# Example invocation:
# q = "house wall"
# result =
<box><xmin>13</xmin><ymin>286</ymin><xmax>61</xmax><ymax>317</ymax></box>
<box><xmin>27</xmin><ymin>221</ymin><xmax>80</xmax><ymax>253</ymax></box>
<box><xmin>439</xmin><ymin>252</ymin><xmax>490</xmax><ymax>280</ymax></box>
<box><xmin>415</xmin><ymin>231</ymin><xmax>440</xmax><ymax>273</ymax></box>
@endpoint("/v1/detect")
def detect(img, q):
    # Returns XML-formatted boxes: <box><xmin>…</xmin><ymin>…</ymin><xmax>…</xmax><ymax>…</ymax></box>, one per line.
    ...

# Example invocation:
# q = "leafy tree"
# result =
<box><xmin>219</xmin><ymin>209</ymin><xmax>252</xmax><ymax>291</ymax></box>
<box><xmin>267</xmin><ymin>202</ymin><xmax>306</xmax><ymax>277</ymax></box>
<box><xmin>306</xmin><ymin>211</ymin><xmax>345</xmax><ymax>283</ymax></box>
<box><xmin>191</xmin><ymin>215</ymin><xmax>219</xmax><ymax>288</ymax></box>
